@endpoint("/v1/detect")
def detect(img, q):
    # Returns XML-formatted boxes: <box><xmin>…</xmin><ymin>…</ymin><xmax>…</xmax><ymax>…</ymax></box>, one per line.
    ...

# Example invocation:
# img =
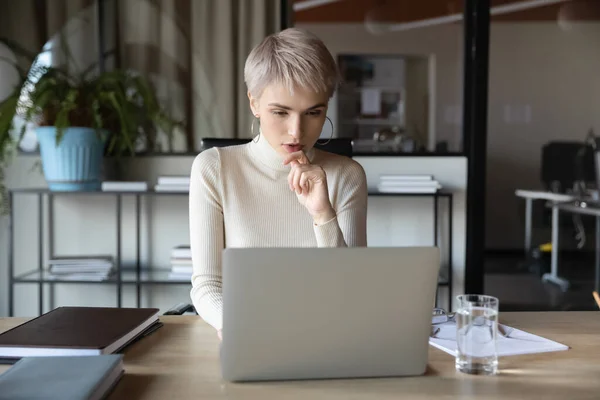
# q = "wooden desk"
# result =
<box><xmin>1</xmin><ymin>312</ymin><xmax>599</xmax><ymax>399</ymax></box>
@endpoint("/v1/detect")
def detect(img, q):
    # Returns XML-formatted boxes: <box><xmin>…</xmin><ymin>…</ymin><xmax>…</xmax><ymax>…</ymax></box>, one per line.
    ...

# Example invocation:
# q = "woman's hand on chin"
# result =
<box><xmin>283</xmin><ymin>151</ymin><xmax>336</xmax><ymax>225</ymax></box>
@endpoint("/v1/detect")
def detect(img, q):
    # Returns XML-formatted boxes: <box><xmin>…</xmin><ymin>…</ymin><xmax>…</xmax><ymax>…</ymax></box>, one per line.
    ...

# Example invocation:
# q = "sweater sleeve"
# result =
<box><xmin>313</xmin><ymin>161</ymin><xmax>368</xmax><ymax>247</ymax></box>
<box><xmin>188</xmin><ymin>149</ymin><xmax>224</xmax><ymax>331</ymax></box>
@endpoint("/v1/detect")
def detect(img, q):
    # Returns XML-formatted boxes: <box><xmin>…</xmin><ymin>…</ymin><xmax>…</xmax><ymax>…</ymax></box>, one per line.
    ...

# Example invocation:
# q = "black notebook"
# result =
<box><xmin>0</xmin><ymin>306</ymin><xmax>160</xmax><ymax>360</ymax></box>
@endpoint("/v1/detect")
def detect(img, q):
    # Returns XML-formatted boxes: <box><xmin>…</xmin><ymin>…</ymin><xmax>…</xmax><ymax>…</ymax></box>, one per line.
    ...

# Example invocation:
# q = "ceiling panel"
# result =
<box><xmin>292</xmin><ymin>0</ymin><xmax>600</xmax><ymax>23</ymax></box>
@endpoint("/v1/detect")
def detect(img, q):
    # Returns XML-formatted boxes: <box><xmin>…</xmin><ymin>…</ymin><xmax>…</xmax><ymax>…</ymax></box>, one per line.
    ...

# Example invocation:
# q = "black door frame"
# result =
<box><xmin>462</xmin><ymin>0</ymin><xmax>490</xmax><ymax>294</ymax></box>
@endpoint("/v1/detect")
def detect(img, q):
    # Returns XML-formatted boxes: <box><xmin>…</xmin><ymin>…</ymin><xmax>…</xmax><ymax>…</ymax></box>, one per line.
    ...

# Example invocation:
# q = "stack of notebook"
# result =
<box><xmin>101</xmin><ymin>181</ymin><xmax>148</xmax><ymax>192</ymax></box>
<box><xmin>0</xmin><ymin>306</ymin><xmax>161</xmax><ymax>399</ymax></box>
<box><xmin>168</xmin><ymin>245</ymin><xmax>192</xmax><ymax>281</ymax></box>
<box><xmin>377</xmin><ymin>174</ymin><xmax>442</xmax><ymax>194</ymax></box>
<box><xmin>47</xmin><ymin>256</ymin><xmax>115</xmax><ymax>281</ymax></box>
<box><xmin>154</xmin><ymin>175</ymin><xmax>190</xmax><ymax>192</ymax></box>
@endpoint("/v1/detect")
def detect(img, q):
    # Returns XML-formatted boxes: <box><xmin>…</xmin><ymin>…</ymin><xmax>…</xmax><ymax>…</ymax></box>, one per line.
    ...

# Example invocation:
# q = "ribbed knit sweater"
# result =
<box><xmin>188</xmin><ymin>136</ymin><xmax>368</xmax><ymax>330</ymax></box>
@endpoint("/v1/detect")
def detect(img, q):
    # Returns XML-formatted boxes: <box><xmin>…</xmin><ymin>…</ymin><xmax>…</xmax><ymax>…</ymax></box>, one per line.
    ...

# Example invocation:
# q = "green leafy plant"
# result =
<box><xmin>0</xmin><ymin>36</ymin><xmax>182</xmax><ymax>213</ymax></box>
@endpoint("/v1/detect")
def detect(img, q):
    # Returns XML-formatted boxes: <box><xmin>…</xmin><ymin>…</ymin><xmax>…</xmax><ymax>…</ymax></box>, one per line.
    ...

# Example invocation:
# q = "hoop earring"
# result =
<box><xmin>317</xmin><ymin>116</ymin><xmax>334</xmax><ymax>145</ymax></box>
<box><xmin>251</xmin><ymin>115</ymin><xmax>260</xmax><ymax>143</ymax></box>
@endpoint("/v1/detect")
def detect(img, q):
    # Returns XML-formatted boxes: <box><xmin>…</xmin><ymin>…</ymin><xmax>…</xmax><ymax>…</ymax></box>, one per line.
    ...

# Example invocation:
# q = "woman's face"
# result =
<box><xmin>248</xmin><ymin>84</ymin><xmax>329</xmax><ymax>155</ymax></box>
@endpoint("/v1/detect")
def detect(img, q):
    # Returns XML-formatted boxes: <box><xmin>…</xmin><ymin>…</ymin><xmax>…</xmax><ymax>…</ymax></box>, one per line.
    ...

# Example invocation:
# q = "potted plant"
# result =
<box><xmin>0</xmin><ymin>37</ymin><xmax>180</xmax><ymax>212</ymax></box>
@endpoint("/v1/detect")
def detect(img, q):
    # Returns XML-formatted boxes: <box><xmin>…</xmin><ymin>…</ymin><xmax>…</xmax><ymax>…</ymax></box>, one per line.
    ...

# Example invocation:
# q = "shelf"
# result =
<box><xmin>341</xmin><ymin>119</ymin><xmax>404</xmax><ymax>126</ymax></box>
<box><xmin>368</xmin><ymin>191</ymin><xmax>451</xmax><ymax>197</ymax></box>
<box><xmin>13</xmin><ymin>267</ymin><xmax>447</xmax><ymax>286</ymax></box>
<box><xmin>13</xmin><ymin>268</ymin><xmax>191</xmax><ymax>285</ymax></box>
<box><xmin>9</xmin><ymin>188</ymin><xmax>189</xmax><ymax>196</ymax></box>
<box><xmin>123</xmin><ymin>269</ymin><xmax>191</xmax><ymax>285</ymax></box>
<box><xmin>9</xmin><ymin>176</ymin><xmax>453</xmax><ymax>314</ymax></box>
<box><xmin>10</xmin><ymin>188</ymin><xmax>452</xmax><ymax>197</ymax></box>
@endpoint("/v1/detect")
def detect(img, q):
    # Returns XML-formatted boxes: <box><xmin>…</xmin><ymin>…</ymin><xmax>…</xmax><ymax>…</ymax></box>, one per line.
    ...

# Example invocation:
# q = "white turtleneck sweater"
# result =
<box><xmin>188</xmin><ymin>137</ymin><xmax>368</xmax><ymax>330</ymax></box>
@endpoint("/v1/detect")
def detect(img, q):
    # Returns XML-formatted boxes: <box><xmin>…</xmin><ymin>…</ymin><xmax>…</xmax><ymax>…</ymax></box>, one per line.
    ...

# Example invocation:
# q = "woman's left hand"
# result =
<box><xmin>283</xmin><ymin>151</ymin><xmax>336</xmax><ymax>225</ymax></box>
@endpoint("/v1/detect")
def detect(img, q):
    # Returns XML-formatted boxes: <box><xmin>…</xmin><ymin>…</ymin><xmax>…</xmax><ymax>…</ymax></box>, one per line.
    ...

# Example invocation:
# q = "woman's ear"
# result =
<box><xmin>248</xmin><ymin>91</ymin><xmax>259</xmax><ymax>116</ymax></box>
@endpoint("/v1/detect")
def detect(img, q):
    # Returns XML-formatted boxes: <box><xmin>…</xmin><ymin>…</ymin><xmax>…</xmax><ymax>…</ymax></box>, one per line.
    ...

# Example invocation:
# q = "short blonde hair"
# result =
<box><xmin>244</xmin><ymin>28</ymin><xmax>341</xmax><ymax>98</ymax></box>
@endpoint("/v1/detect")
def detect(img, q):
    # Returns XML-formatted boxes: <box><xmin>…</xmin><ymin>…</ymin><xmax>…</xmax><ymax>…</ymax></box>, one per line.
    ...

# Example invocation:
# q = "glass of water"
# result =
<box><xmin>455</xmin><ymin>294</ymin><xmax>499</xmax><ymax>375</ymax></box>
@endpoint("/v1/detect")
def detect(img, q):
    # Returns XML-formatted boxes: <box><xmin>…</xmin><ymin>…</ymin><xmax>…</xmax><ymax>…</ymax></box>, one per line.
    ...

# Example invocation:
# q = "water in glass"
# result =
<box><xmin>455</xmin><ymin>301</ymin><xmax>498</xmax><ymax>375</ymax></box>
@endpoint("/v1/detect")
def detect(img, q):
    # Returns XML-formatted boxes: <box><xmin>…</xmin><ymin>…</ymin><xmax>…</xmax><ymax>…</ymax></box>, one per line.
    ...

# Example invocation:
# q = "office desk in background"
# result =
<box><xmin>516</xmin><ymin>190</ymin><xmax>600</xmax><ymax>293</ymax></box>
<box><xmin>515</xmin><ymin>190</ymin><xmax>575</xmax><ymax>291</ymax></box>
<box><xmin>556</xmin><ymin>202</ymin><xmax>600</xmax><ymax>293</ymax></box>
<box><xmin>1</xmin><ymin>313</ymin><xmax>599</xmax><ymax>399</ymax></box>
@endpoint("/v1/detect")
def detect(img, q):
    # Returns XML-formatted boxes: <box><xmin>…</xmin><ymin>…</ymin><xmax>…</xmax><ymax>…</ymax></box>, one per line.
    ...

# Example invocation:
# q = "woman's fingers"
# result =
<box><xmin>293</xmin><ymin>165</ymin><xmax>304</xmax><ymax>194</ymax></box>
<box><xmin>288</xmin><ymin>161</ymin><xmax>321</xmax><ymax>194</ymax></box>
<box><xmin>288</xmin><ymin>161</ymin><xmax>301</xmax><ymax>191</ymax></box>
<box><xmin>287</xmin><ymin>162</ymin><xmax>323</xmax><ymax>195</ymax></box>
<box><xmin>287</xmin><ymin>165</ymin><xmax>294</xmax><ymax>191</ymax></box>
<box><xmin>282</xmin><ymin>151</ymin><xmax>310</xmax><ymax>166</ymax></box>
<box><xmin>299</xmin><ymin>172</ymin><xmax>309</xmax><ymax>193</ymax></box>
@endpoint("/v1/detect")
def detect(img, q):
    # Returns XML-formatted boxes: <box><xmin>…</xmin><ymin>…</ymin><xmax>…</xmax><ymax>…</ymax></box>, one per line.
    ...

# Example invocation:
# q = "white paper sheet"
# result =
<box><xmin>360</xmin><ymin>88</ymin><xmax>381</xmax><ymax>115</ymax></box>
<box><xmin>429</xmin><ymin>321</ymin><xmax>569</xmax><ymax>357</ymax></box>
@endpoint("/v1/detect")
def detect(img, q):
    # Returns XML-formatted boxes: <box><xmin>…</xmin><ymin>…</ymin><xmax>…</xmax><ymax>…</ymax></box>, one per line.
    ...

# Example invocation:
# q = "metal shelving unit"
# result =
<box><xmin>369</xmin><ymin>191</ymin><xmax>453</xmax><ymax>307</ymax></box>
<box><xmin>7</xmin><ymin>188</ymin><xmax>191</xmax><ymax>317</ymax></box>
<box><xmin>8</xmin><ymin>188</ymin><xmax>453</xmax><ymax>316</ymax></box>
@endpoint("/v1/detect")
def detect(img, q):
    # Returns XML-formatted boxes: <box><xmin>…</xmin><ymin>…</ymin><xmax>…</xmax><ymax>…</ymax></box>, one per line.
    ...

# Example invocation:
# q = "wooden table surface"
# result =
<box><xmin>1</xmin><ymin>312</ymin><xmax>599</xmax><ymax>399</ymax></box>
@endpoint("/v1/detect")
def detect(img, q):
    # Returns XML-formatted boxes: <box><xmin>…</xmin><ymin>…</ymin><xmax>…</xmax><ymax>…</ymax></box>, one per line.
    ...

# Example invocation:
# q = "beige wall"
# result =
<box><xmin>405</xmin><ymin>56</ymin><xmax>430</xmax><ymax>148</ymax></box>
<box><xmin>299</xmin><ymin>21</ymin><xmax>600</xmax><ymax>250</ymax></box>
<box><xmin>486</xmin><ymin>22</ymin><xmax>600</xmax><ymax>250</ymax></box>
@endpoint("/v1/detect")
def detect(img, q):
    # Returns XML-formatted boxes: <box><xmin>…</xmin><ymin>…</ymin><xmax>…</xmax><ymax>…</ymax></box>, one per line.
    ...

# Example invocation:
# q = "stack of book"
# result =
<box><xmin>0</xmin><ymin>306</ymin><xmax>162</xmax><ymax>398</ymax></box>
<box><xmin>168</xmin><ymin>245</ymin><xmax>192</xmax><ymax>281</ymax></box>
<box><xmin>101</xmin><ymin>181</ymin><xmax>148</xmax><ymax>192</ymax></box>
<box><xmin>47</xmin><ymin>256</ymin><xmax>114</xmax><ymax>281</ymax></box>
<box><xmin>154</xmin><ymin>175</ymin><xmax>190</xmax><ymax>192</ymax></box>
<box><xmin>377</xmin><ymin>174</ymin><xmax>442</xmax><ymax>194</ymax></box>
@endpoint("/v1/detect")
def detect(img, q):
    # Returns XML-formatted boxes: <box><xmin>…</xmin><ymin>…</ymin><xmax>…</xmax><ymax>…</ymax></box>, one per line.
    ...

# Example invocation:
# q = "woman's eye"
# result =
<box><xmin>272</xmin><ymin>110</ymin><xmax>287</xmax><ymax>116</ymax></box>
<box><xmin>308</xmin><ymin>110</ymin><xmax>322</xmax><ymax>116</ymax></box>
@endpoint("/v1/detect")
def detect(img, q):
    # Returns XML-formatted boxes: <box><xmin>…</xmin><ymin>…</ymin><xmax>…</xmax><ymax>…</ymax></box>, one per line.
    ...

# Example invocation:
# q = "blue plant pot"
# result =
<box><xmin>36</xmin><ymin>127</ymin><xmax>108</xmax><ymax>191</ymax></box>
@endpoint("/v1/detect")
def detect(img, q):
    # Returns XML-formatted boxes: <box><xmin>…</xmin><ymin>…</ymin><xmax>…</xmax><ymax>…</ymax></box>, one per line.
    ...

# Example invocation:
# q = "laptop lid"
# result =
<box><xmin>220</xmin><ymin>247</ymin><xmax>440</xmax><ymax>382</ymax></box>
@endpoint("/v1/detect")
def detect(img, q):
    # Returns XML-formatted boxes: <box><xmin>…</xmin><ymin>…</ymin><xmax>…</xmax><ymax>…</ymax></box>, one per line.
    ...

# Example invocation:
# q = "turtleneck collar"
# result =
<box><xmin>248</xmin><ymin>134</ymin><xmax>316</xmax><ymax>172</ymax></box>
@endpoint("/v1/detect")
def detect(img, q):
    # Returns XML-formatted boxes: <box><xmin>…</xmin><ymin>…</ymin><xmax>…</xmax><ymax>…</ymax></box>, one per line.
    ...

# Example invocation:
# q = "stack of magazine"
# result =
<box><xmin>168</xmin><ymin>245</ymin><xmax>192</xmax><ymax>281</ymax></box>
<box><xmin>154</xmin><ymin>176</ymin><xmax>190</xmax><ymax>192</ymax></box>
<box><xmin>47</xmin><ymin>256</ymin><xmax>114</xmax><ymax>281</ymax></box>
<box><xmin>377</xmin><ymin>174</ymin><xmax>442</xmax><ymax>194</ymax></box>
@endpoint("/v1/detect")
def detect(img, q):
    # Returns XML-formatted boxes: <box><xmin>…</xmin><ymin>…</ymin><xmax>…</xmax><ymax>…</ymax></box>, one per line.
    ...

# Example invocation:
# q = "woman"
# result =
<box><xmin>189</xmin><ymin>28</ymin><xmax>368</xmax><ymax>339</ymax></box>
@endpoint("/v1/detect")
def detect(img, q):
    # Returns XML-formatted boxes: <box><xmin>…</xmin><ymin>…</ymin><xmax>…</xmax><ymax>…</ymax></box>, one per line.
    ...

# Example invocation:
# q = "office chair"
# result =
<box><xmin>538</xmin><ymin>140</ymin><xmax>597</xmax><ymax>249</ymax></box>
<box><xmin>541</xmin><ymin>141</ymin><xmax>595</xmax><ymax>193</ymax></box>
<box><xmin>165</xmin><ymin>137</ymin><xmax>354</xmax><ymax>315</ymax></box>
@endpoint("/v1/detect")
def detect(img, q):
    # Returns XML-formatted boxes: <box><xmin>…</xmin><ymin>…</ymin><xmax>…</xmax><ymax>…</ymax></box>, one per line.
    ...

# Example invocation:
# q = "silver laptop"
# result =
<box><xmin>220</xmin><ymin>247</ymin><xmax>440</xmax><ymax>382</ymax></box>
